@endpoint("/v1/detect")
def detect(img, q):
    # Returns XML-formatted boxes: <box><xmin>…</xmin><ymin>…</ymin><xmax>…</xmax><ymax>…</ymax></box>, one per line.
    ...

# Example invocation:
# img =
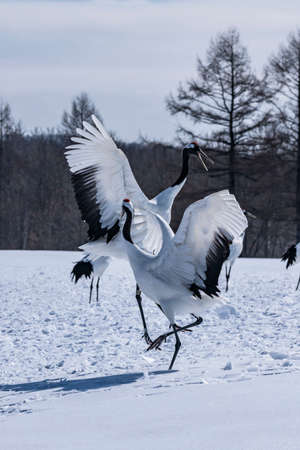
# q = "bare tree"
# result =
<box><xmin>61</xmin><ymin>92</ymin><xmax>102</xmax><ymax>135</ymax></box>
<box><xmin>266</xmin><ymin>29</ymin><xmax>300</xmax><ymax>240</ymax></box>
<box><xmin>0</xmin><ymin>125</ymin><xmax>294</xmax><ymax>257</ymax></box>
<box><xmin>0</xmin><ymin>100</ymin><xmax>15</xmax><ymax>157</ymax></box>
<box><xmin>0</xmin><ymin>100</ymin><xmax>22</xmax><ymax>245</ymax></box>
<box><xmin>167</xmin><ymin>28</ymin><xmax>271</xmax><ymax>195</ymax></box>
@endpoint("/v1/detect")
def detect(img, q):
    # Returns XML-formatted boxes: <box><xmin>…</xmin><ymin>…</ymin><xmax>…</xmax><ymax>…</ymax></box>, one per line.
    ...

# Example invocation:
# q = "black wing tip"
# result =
<box><xmin>71</xmin><ymin>167</ymin><xmax>121</xmax><ymax>243</ymax></box>
<box><xmin>205</xmin><ymin>286</ymin><xmax>221</xmax><ymax>297</ymax></box>
<box><xmin>190</xmin><ymin>282</ymin><xmax>220</xmax><ymax>299</ymax></box>
<box><xmin>71</xmin><ymin>167</ymin><xmax>105</xmax><ymax>241</ymax></box>
<box><xmin>281</xmin><ymin>245</ymin><xmax>297</xmax><ymax>269</ymax></box>
<box><xmin>190</xmin><ymin>283</ymin><xmax>202</xmax><ymax>299</ymax></box>
<box><xmin>202</xmin><ymin>228</ymin><xmax>233</xmax><ymax>297</ymax></box>
<box><xmin>71</xmin><ymin>260</ymin><xmax>93</xmax><ymax>283</ymax></box>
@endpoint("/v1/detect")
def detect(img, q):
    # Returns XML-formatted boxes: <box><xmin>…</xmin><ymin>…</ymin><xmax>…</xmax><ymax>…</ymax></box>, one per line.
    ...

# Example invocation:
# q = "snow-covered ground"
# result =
<box><xmin>1</xmin><ymin>250</ymin><xmax>300</xmax><ymax>449</ymax></box>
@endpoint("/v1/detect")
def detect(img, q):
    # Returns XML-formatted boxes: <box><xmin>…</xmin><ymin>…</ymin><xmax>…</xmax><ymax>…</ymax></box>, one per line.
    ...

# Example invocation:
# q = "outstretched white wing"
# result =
<box><xmin>131</xmin><ymin>208</ymin><xmax>163</xmax><ymax>255</ymax></box>
<box><xmin>150</xmin><ymin>190</ymin><xmax>248</xmax><ymax>296</ymax></box>
<box><xmin>65</xmin><ymin>115</ymin><xmax>149</xmax><ymax>241</ymax></box>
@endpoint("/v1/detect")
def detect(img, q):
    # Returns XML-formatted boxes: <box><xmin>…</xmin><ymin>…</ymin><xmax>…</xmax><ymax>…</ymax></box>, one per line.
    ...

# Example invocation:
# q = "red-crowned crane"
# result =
<box><xmin>121</xmin><ymin>191</ymin><xmax>248</xmax><ymax>370</ymax></box>
<box><xmin>71</xmin><ymin>256</ymin><xmax>110</xmax><ymax>303</ymax></box>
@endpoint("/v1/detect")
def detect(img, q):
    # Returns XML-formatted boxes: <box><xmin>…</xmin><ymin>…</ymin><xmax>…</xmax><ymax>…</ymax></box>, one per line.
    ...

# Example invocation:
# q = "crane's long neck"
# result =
<box><xmin>122</xmin><ymin>208</ymin><xmax>133</xmax><ymax>244</ymax></box>
<box><xmin>171</xmin><ymin>149</ymin><xmax>190</xmax><ymax>187</ymax></box>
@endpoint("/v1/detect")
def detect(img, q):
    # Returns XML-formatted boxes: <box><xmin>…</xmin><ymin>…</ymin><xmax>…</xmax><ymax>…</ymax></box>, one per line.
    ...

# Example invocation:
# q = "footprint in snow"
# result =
<box><xmin>269</xmin><ymin>351</ymin><xmax>288</xmax><ymax>360</ymax></box>
<box><xmin>215</xmin><ymin>304</ymin><xmax>238</xmax><ymax>319</ymax></box>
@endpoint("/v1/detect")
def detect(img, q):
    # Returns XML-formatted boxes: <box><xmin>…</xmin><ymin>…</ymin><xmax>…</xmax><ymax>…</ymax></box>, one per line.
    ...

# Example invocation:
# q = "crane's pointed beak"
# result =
<box><xmin>196</xmin><ymin>148</ymin><xmax>214</xmax><ymax>171</ymax></box>
<box><xmin>246</xmin><ymin>211</ymin><xmax>256</xmax><ymax>219</ymax></box>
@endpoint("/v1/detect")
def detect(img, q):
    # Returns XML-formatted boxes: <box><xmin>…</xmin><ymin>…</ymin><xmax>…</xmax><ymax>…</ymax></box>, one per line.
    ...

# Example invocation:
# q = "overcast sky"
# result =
<box><xmin>0</xmin><ymin>0</ymin><xmax>299</xmax><ymax>141</ymax></box>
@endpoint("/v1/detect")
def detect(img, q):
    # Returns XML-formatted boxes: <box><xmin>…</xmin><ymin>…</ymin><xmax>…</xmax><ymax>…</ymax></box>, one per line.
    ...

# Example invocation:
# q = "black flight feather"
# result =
<box><xmin>281</xmin><ymin>245</ymin><xmax>297</xmax><ymax>269</ymax></box>
<box><xmin>190</xmin><ymin>228</ymin><xmax>232</xmax><ymax>298</ymax></box>
<box><xmin>71</xmin><ymin>260</ymin><xmax>93</xmax><ymax>283</ymax></box>
<box><xmin>71</xmin><ymin>166</ymin><xmax>120</xmax><ymax>242</ymax></box>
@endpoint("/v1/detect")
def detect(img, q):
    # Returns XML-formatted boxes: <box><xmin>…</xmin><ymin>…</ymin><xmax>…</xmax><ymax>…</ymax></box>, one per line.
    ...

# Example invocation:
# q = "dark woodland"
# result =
<box><xmin>1</xmin><ymin>29</ymin><xmax>300</xmax><ymax>257</ymax></box>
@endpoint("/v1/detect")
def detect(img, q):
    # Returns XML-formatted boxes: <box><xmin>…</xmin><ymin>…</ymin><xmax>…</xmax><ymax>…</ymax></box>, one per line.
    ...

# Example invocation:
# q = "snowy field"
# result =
<box><xmin>1</xmin><ymin>250</ymin><xmax>300</xmax><ymax>449</ymax></box>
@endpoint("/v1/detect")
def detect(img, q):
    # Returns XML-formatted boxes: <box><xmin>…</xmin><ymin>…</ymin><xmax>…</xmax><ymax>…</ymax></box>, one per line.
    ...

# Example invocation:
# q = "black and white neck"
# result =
<box><xmin>122</xmin><ymin>207</ymin><xmax>133</xmax><ymax>244</ymax></box>
<box><xmin>171</xmin><ymin>148</ymin><xmax>190</xmax><ymax>187</ymax></box>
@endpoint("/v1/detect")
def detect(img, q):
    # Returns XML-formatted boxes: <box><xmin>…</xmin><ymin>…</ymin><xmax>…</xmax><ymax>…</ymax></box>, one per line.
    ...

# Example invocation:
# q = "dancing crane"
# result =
<box><xmin>121</xmin><ymin>191</ymin><xmax>248</xmax><ymax>370</ymax></box>
<box><xmin>65</xmin><ymin>115</ymin><xmax>212</xmax><ymax>341</ymax></box>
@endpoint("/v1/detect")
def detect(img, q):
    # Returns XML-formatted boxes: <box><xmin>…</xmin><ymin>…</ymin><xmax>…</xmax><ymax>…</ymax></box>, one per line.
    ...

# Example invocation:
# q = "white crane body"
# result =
<box><xmin>124</xmin><ymin>194</ymin><xmax>247</xmax><ymax>323</ymax></box>
<box><xmin>121</xmin><ymin>191</ymin><xmax>248</xmax><ymax>368</ymax></box>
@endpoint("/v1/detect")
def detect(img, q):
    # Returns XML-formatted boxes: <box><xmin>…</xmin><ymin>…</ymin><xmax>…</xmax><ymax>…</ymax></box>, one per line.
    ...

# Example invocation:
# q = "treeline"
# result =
<box><xmin>1</xmin><ymin>28</ymin><xmax>300</xmax><ymax>257</ymax></box>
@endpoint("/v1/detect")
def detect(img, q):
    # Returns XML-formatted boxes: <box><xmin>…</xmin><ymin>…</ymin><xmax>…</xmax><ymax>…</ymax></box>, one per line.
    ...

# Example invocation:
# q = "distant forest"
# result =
<box><xmin>1</xmin><ymin>28</ymin><xmax>300</xmax><ymax>257</ymax></box>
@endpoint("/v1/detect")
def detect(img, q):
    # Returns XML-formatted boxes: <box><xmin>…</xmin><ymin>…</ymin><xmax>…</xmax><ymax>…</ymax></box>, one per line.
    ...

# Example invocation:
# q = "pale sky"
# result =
<box><xmin>0</xmin><ymin>0</ymin><xmax>299</xmax><ymax>141</ymax></box>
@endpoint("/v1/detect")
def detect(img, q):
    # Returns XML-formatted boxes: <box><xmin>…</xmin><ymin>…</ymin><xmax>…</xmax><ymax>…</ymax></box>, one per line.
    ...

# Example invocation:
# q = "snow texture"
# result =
<box><xmin>0</xmin><ymin>251</ymin><xmax>300</xmax><ymax>449</ymax></box>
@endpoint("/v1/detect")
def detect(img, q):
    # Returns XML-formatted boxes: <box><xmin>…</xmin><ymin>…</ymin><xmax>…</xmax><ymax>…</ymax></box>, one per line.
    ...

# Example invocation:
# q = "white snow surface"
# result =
<box><xmin>1</xmin><ymin>250</ymin><xmax>300</xmax><ymax>449</ymax></box>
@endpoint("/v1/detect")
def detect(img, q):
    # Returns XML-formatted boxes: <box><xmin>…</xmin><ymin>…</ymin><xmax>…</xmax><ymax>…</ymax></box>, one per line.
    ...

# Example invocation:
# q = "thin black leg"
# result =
<box><xmin>296</xmin><ymin>273</ymin><xmax>300</xmax><ymax>291</ymax></box>
<box><xmin>136</xmin><ymin>284</ymin><xmax>152</xmax><ymax>345</ymax></box>
<box><xmin>225</xmin><ymin>265</ymin><xmax>231</xmax><ymax>292</ymax></box>
<box><xmin>147</xmin><ymin>316</ymin><xmax>203</xmax><ymax>351</ymax></box>
<box><xmin>96</xmin><ymin>277</ymin><xmax>100</xmax><ymax>303</ymax></box>
<box><xmin>89</xmin><ymin>277</ymin><xmax>94</xmax><ymax>304</ymax></box>
<box><xmin>168</xmin><ymin>325</ymin><xmax>181</xmax><ymax>370</ymax></box>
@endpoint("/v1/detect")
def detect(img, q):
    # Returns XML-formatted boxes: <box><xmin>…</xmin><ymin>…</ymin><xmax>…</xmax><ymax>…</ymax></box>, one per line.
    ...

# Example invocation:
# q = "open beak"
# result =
<box><xmin>196</xmin><ymin>148</ymin><xmax>214</xmax><ymax>171</ymax></box>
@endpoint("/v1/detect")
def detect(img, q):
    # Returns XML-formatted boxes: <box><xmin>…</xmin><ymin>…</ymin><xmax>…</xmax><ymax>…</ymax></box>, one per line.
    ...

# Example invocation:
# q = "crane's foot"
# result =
<box><xmin>173</xmin><ymin>323</ymin><xmax>193</xmax><ymax>332</ymax></box>
<box><xmin>142</xmin><ymin>331</ymin><xmax>154</xmax><ymax>346</ymax></box>
<box><xmin>148</xmin><ymin>317</ymin><xmax>203</xmax><ymax>352</ymax></box>
<box><xmin>147</xmin><ymin>333</ymin><xmax>167</xmax><ymax>351</ymax></box>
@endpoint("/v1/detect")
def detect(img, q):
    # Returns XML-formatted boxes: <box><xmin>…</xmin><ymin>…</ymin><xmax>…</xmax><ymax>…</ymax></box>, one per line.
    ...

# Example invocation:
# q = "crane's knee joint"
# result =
<box><xmin>175</xmin><ymin>341</ymin><xmax>181</xmax><ymax>351</ymax></box>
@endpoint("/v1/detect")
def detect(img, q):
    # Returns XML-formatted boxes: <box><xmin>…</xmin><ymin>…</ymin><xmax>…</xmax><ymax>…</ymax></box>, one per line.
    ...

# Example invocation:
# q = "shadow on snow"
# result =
<box><xmin>0</xmin><ymin>370</ymin><xmax>177</xmax><ymax>394</ymax></box>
